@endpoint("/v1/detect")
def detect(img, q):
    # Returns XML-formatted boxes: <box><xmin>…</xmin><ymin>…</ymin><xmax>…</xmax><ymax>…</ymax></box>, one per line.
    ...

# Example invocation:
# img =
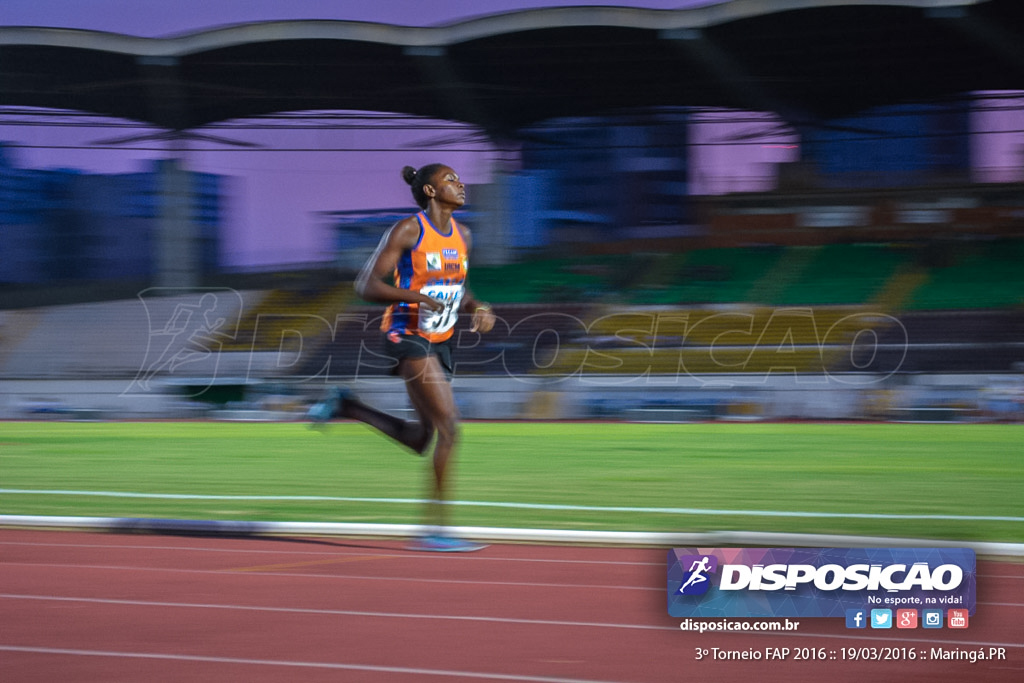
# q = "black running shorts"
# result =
<box><xmin>381</xmin><ymin>332</ymin><xmax>454</xmax><ymax>380</ymax></box>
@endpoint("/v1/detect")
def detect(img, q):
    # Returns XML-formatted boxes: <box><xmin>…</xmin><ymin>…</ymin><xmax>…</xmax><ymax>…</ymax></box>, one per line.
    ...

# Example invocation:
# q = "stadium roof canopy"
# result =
<box><xmin>1</xmin><ymin>0</ymin><xmax>1022</xmax><ymax>138</ymax></box>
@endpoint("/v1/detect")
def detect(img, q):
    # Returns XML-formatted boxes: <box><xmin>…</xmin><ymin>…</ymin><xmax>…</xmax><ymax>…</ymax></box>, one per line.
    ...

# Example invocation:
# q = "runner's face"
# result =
<box><xmin>426</xmin><ymin>167</ymin><xmax>465</xmax><ymax>207</ymax></box>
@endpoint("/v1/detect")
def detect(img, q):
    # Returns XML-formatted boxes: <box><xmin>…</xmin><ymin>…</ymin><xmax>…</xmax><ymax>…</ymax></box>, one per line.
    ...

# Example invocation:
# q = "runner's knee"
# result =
<box><xmin>434</xmin><ymin>413</ymin><xmax>459</xmax><ymax>445</ymax></box>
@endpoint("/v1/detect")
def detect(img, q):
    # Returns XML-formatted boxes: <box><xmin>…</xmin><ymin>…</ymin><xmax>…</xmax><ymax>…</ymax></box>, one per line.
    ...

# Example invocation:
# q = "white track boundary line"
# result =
<box><xmin>2</xmin><ymin>515</ymin><xmax>1023</xmax><ymax>556</ymax></box>
<box><xmin>2</xmin><ymin>489</ymin><xmax>1022</xmax><ymax>522</ymax></box>
<box><xmin>0</xmin><ymin>645</ymin><xmax>626</xmax><ymax>683</ymax></box>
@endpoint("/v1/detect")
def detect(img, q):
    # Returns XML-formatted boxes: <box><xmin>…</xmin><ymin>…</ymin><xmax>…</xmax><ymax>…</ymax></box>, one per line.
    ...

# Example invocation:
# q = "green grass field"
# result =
<box><xmin>1</xmin><ymin>420</ymin><xmax>1022</xmax><ymax>543</ymax></box>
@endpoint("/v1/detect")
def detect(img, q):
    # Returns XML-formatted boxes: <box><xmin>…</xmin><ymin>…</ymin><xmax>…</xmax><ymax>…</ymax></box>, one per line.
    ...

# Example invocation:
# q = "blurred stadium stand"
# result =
<box><xmin>2</xmin><ymin>237</ymin><xmax>1021</xmax><ymax>421</ymax></box>
<box><xmin>2</xmin><ymin>1</ymin><xmax>1023</xmax><ymax>420</ymax></box>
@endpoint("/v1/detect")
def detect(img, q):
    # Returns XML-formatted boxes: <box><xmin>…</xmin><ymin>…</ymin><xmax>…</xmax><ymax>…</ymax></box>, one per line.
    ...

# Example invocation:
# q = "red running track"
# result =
<box><xmin>1</xmin><ymin>528</ymin><xmax>1022</xmax><ymax>682</ymax></box>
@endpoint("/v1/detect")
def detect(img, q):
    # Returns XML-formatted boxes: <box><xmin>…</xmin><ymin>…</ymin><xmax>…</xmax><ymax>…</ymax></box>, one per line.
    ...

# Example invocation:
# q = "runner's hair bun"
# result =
<box><xmin>401</xmin><ymin>166</ymin><xmax>417</xmax><ymax>185</ymax></box>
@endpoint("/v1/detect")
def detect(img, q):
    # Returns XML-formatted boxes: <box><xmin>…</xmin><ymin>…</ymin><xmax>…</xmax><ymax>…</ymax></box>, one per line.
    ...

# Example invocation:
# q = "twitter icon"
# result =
<box><xmin>870</xmin><ymin>609</ymin><xmax>893</xmax><ymax>629</ymax></box>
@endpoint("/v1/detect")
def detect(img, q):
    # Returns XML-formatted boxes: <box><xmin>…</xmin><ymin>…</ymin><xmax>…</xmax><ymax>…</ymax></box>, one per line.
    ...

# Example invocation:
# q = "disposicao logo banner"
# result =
<box><xmin>667</xmin><ymin>548</ymin><xmax>976</xmax><ymax>618</ymax></box>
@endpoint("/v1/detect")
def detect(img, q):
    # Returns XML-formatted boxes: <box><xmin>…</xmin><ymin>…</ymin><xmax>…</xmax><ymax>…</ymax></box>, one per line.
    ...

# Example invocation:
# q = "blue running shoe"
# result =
<box><xmin>307</xmin><ymin>386</ymin><xmax>344</xmax><ymax>424</ymax></box>
<box><xmin>408</xmin><ymin>535</ymin><xmax>488</xmax><ymax>553</ymax></box>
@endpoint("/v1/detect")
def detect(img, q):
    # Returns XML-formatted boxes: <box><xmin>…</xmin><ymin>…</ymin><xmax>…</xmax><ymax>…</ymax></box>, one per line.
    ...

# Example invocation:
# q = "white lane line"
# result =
<box><xmin>2</xmin><ymin>562</ymin><xmax>1021</xmax><ymax>606</ymax></box>
<box><xmin>4</xmin><ymin>488</ymin><xmax>1022</xmax><ymax>522</ymax></box>
<box><xmin>984</xmin><ymin>601</ymin><xmax>1024</xmax><ymax>607</ymax></box>
<box><xmin>982</xmin><ymin>574</ymin><xmax>1024</xmax><ymax>580</ymax></box>
<box><xmin>3</xmin><ymin>595</ymin><xmax>1021</xmax><ymax>652</ymax></box>
<box><xmin>735</xmin><ymin>629</ymin><xmax>1024</xmax><ymax>650</ymax></box>
<box><xmin>0</xmin><ymin>645</ymin><xmax>632</xmax><ymax>683</ymax></box>
<box><xmin>0</xmin><ymin>541</ymin><xmax>661</xmax><ymax>566</ymax></box>
<box><xmin>0</xmin><ymin>594</ymin><xmax>675</xmax><ymax>631</ymax></box>
<box><xmin>0</xmin><ymin>561</ymin><xmax>662</xmax><ymax>592</ymax></box>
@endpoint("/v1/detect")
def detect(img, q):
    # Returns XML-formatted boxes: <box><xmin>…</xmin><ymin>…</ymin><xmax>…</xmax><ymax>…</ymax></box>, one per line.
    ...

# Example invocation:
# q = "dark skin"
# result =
<box><xmin>355</xmin><ymin>166</ymin><xmax>494</xmax><ymax>524</ymax></box>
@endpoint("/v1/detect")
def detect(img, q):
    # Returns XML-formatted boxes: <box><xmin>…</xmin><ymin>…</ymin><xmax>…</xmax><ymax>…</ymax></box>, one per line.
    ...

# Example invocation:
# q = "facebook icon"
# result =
<box><xmin>846</xmin><ymin>609</ymin><xmax>867</xmax><ymax>629</ymax></box>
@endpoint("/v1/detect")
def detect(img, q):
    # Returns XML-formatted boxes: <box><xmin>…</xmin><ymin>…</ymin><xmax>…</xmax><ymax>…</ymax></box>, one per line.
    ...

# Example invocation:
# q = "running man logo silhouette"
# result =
<box><xmin>677</xmin><ymin>554</ymin><xmax>718</xmax><ymax>595</ymax></box>
<box><xmin>126</xmin><ymin>288</ymin><xmax>243</xmax><ymax>396</ymax></box>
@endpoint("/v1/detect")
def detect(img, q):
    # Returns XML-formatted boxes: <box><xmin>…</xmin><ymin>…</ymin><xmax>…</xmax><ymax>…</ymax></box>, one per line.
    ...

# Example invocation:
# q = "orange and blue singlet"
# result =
<box><xmin>381</xmin><ymin>211</ymin><xmax>468</xmax><ymax>344</ymax></box>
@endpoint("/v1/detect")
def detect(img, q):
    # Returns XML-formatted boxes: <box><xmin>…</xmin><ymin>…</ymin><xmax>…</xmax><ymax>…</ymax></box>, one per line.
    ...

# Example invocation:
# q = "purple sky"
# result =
<box><xmin>1</xmin><ymin>2</ymin><xmax>1021</xmax><ymax>268</ymax></box>
<box><xmin>0</xmin><ymin>1</ymin><xmax>728</xmax><ymax>267</ymax></box>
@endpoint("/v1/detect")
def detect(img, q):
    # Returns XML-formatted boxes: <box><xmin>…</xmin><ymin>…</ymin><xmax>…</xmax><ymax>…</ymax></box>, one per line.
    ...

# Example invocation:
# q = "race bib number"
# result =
<box><xmin>418</xmin><ymin>284</ymin><xmax>465</xmax><ymax>335</ymax></box>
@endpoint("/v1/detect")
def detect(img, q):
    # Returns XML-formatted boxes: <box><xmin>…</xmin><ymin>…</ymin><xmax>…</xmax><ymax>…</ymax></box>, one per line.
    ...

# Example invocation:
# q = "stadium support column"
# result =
<box><xmin>155</xmin><ymin>158</ymin><xmax>199</xmax><ymax>289</ymax></box>
<box><xmin>138</xmin><ymin>54</ymin><xmax>200</xmax><ymax>289</ymax></box>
